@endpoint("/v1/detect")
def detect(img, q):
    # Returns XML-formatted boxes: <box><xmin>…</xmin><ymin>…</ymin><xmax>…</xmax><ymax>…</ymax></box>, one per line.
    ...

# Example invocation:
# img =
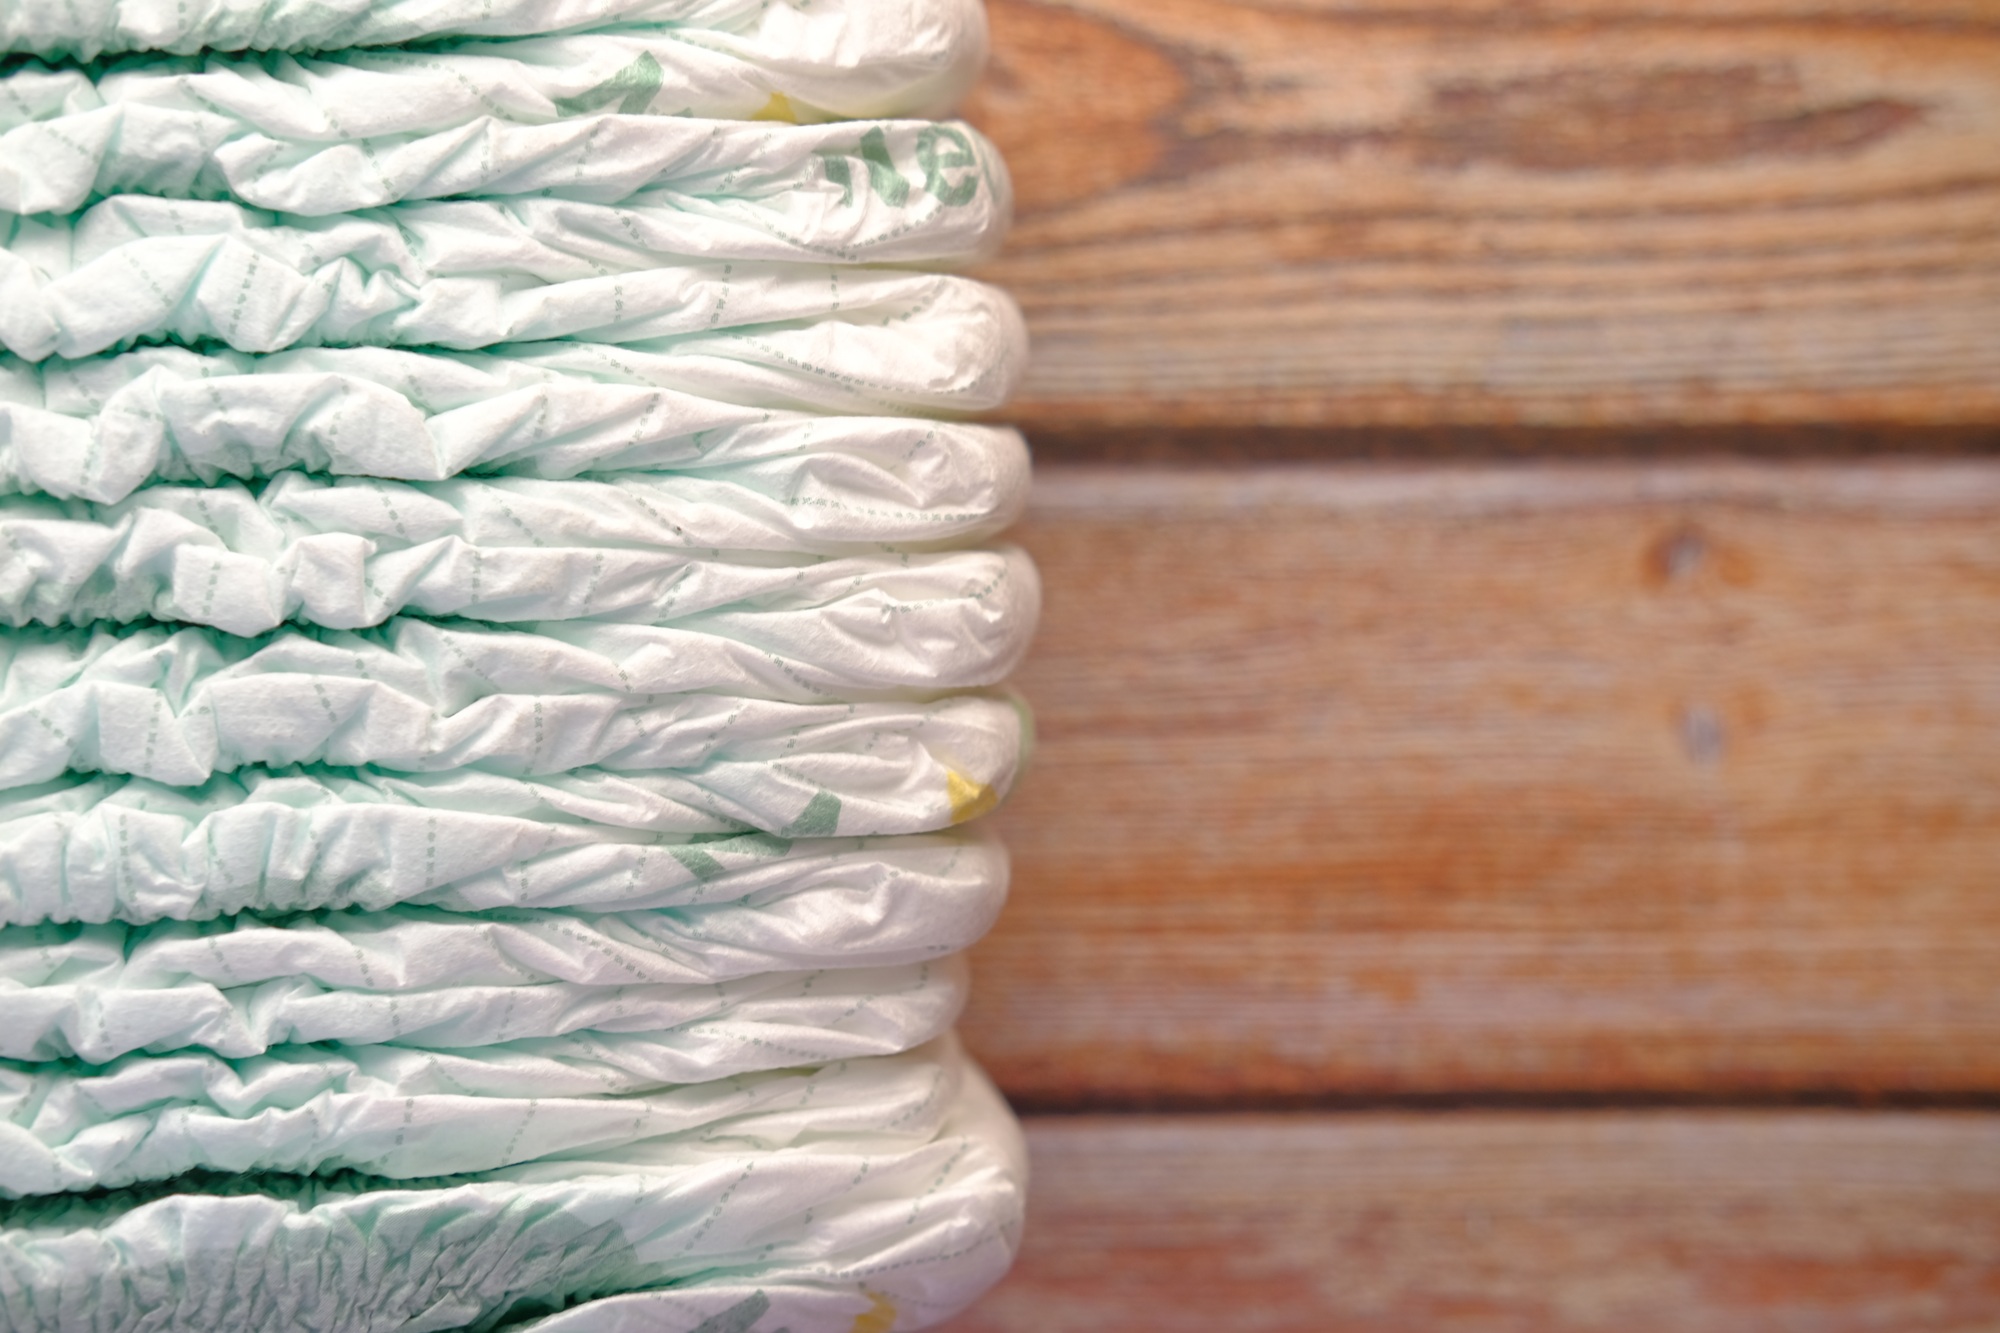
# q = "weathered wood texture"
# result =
<box><xmin>963</xmin><ymin>462</ymin><xmax>2000</xmax><ymax>1103</ymax></box>
<box><xmin>942</xmin><ymin>1112</ymin><xmax>2000</xmax><ymax>1332</ymax></box>
<box><xmin>962</xmin><ymin>0</ymin><xmax>2000</xmax><ymax>430</ymax></box>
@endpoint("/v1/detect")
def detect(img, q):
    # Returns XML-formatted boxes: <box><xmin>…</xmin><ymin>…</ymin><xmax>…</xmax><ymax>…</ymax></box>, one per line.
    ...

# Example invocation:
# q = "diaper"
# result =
<box><xmin>0</xmin><ymin>1039</ymin><xmax>1024</xmax><ymax>1333</ymax></box>
<box><xmin>3</xmin><ymin>463</ymin><xmax>1027</xmax><ymax>562</ymax></box>
<box><xmin>0</xmin><ymin>484</ymin><xmax>1042</xmax><ymax>660</ymax></box>
<box><xmin>0</xmin><ymin>625</ymin><xmax>1029</xmax><ymax>812</ymax></box>
<box><xmin>0</xmin><ymin>337</ymin><xmax>1028</xmax><ymax>503</ymax></box>
<box><xmin>0</xmin><ymin>768</ymin><xmax>1008</xmax><ymax>923</ymax></box>
<box><xmin>0</xmin><ymin>0</ymin><xmax>987</xmax><ymax>120</ymax></box>
<box><xmin>0</xmin><ymin>209</ymin><xmax>1018</xmax><ymax>357</ymax></box>
<box><xmin>0</xmin><ymin>94</ymin><xmax>1009</xmax><ymax>227</ymax></box>
<box><xmin>1</xmin><ymin>0</ymin><xmax>978</xmax><ymax>58</ymax></box>
<box><xmin>0</xmin><ymin>940</ymin><xmax>970</xmax><ymax>1060</ymax></box>
<box><xmin>0</xmin><ymin>1035</ymin><xmax>975</xmax><ymax>1194</ymax></box>
<box><xmin>3</xmin><ymin>1034</ymin><xmax>993</xmax><ymax>1196</ymax></box>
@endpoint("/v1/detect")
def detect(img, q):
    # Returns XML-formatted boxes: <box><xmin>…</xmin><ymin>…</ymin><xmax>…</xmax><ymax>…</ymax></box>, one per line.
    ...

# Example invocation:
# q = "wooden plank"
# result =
<box><xmin>964</xmin><ymin>462</ymin><xmax>2000</xmax><ymax>1103</ymax></box>
<box><xmin>962</xmin><ymin>0</ymin><xmax>2000</xmax><ymax>429</ymax></box>
<box><xmin>942</xmin><ymin>1112</ymin><xmax>2000</xmax><ymax>1332</ymax></box>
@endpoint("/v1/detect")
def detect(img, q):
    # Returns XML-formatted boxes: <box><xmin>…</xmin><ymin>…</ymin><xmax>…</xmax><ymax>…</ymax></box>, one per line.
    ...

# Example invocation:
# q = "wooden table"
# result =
<box><xmin>943</xmin><ymin>2</ymin><xmax>2000</xmax><ymax>1327</ymax></box>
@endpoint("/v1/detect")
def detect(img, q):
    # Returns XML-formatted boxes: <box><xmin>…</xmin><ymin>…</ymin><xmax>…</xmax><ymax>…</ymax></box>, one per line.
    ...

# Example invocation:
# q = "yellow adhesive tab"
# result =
<box><xmin>851</xmin><ymin>1291</ymin><xmax>897</xmax><ymax>1333</ymax></box>
<box><xmin>946</xmin><ymin>769</ymin><xmax>999</xmax><ymax>825</ymax></box>
<box><xmin>751</xmin><ymin>92</ymin><xmax>800</xmax><ymax>123</ymax></box>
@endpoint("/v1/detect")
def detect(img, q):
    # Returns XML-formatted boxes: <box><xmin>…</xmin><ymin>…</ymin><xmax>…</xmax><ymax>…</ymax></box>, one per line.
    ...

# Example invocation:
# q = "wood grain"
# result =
<box><xmin>942</xmin><ymin>1112</ymin><xmax>2000</xmax><ymax>1332</ymax></box>
<box><xmin>963</xmin><ymin>0</ymin><xmax>2000</xmax><ymax>430</ymax></box>
<box><xmin>965</xmin><ymin>462</ymin><xmax>2000</xmax><ymax>1103</ymax></box>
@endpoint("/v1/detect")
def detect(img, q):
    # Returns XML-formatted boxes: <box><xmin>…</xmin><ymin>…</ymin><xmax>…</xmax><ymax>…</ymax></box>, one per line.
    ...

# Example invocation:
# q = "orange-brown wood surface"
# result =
<box><xmin>948</xmin><ymin>4</ymin><xmax>2000</xmax><ymax>1325</ymax></box>
<box><xmin>942</xmin><ymin>1113</ymin><xmax>2000</xmax><ymax>1332</ymax></box>
<box><xmin>963</xmin><ymin>0</ymin><xmax>2000</xmax><ymax>430</ymax></box>
<box><xmin>964</xmin><ymin>463</ymin><xmax>2000</xmax><ymax>1103</ymax></box>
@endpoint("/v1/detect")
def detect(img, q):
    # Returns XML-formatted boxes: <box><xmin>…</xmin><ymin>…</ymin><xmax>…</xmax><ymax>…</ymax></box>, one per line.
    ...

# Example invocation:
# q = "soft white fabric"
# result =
<box><xmin>0</xmin><ymin>766</ymin><xmax>1007</xmax><ymax>923</ymax></box>
<box><xmin>1</xmin><ymin>0</ymin><xmax>974</xmax><ymax>57</ymax></box>
<box><xmin>0</xmin><ymin>463</ymin><xmax>1026</xmax><ymax>569</ymax></box>
<box><xmin>0</xmin><ymin>1038</ymin><xmax>969</xmax><ymax>1196</ymax></box>
<box><xmin>0</xmin><ymin>90</ymin><xmax>1008</xmax><ymax>229</ymax></box>
<box><xmin>3</xmin><ymin>1034</ymin><xmax>991</xmax><ymax>1201</ymax></box>
<box><xmin>0</xmin><ymin>564</ymin><xmax>1040</xmax><ymax>712</ymax></box>
<box><xmin>0</xmin><ymin>874</ymin><xmax>996</xmax><ymax>987</ymax></box>
<box><xmin>0</xmin><ymin>484</ymin><xmax>1040</xmax><ymax>660</ymax></box>
<box><xmin>0</xmin><ymin>1043</ymin><xmax>1024</xmax><ymax>1333</ymax></box>
<box><xmin>0</xmin><ymin>942</ymin><xmax>965</xmax><ymax>1061</ymax></box>
<box><xmin>0</xmin><ymin>2</ymin><xmax>1027</xmax><ymax>1326</ymax></box>
<box><xmin>0</xmin><ymin>624</ymin><xmax>1027</xmax><ymax>810</ymax></box>
<box><xmin>0</xmin><ymin>341</ymin><xmax>1027</xmax><ymax>505</ymax></box>
<box><xmin>0</xmin><ymin>873</ymin><xmax>999</xmax><ymax>991</ymax></box>
<box><xmin>0</xmin><ymin>203</ymin><xmax>1015</xmax><ymax>357</ymax></box>
<box><xmin>0</xmin><ymin>756</ymin><xmax>1009</xmax><ymax>862</ymax></box>
<box><xmin>0</xmin><ymin>5</ymin><xmax>987</xmax><ymax>121</ymax></box>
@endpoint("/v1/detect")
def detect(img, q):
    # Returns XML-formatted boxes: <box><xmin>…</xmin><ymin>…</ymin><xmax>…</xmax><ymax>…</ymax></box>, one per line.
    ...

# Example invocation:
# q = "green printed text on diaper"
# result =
<box><xmin>821</xmin><ymin>126</ymin><xmax>981</xmax><ymax>209</ymax></box>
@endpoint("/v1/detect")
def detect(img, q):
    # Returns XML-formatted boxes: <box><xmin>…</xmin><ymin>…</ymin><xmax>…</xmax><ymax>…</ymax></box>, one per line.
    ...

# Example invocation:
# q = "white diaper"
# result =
<box><xmin>0</xmin><ymin>210</ymin><xmax>1017</xmax><ymax>358</ymax></box>
<box><xmin>0</xmin><ymin>1039</ymin><xmax>1024</xmax><ymax>1333</ymax></box>
<box><xmin>0</xmin><ymin>769</ymin><xmax>1009</xmax><ymax>923</ymax></box>
<box><xmin>0</xmin><ymin>0</ymin><xmax>987</xmax><ymax>118</ymax></box>
<box><xmin>0</xmin><ymin>337</ymin><xmax>1028</xmax><ymax>503</ymax></box>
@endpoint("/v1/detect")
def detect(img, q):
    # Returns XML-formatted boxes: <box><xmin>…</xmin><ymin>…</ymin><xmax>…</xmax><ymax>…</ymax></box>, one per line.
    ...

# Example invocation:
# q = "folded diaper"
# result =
<box><xmin>0</xmin><ymin>205</ymin><xmax>1014</xmax><ymax>357</ymax></box>
<box><xmin>0</xmin><ymin>564</ymin><xmax>1032</xmax><ymax>704</ymax></box>
<box><xmin>0</xmin><ymin>335</ymin><xmax>1026</xmax><ymax>504</ymax></box>
<box><xmin>136</xmin><ymin>463</ymin><xmax>1022</xmax><ymax>557</ymax></box>
<box><xmin>0</xmin><ymin>122</ymin><xmax>1000</xmax><ymax>268</ymax></box>
<box><xmin>2</xmin><ymin>867</ymin><xmax>998</xmax><ymax>986</ymax></box>
<box><xmin>0</xmin><ymin>752</ymin><xmax>1008</xmax><ymax>854</ymax></box>
<box><xmin>0</xmin><ymin>623</ymin><xmax>1027</xmax><ymax>805</ymax></box>
<box><xmin>0</xmin><ymin>1036</ymin><xmax>975</xmax><ymax>1196</ymax></box>
<box><xmin>0</xmin><ymin>764</ymin><xmax>1008</xmax><ymax>922</ymax></box>
<box><xmin>0</xmin><ymin>1040</ymin><xmax>1023</xmax><ymax>1333</ymax></box>
<box><xmin>4</xmin><ymin>1031</ymin><xmax>1000</xmax><ymax>1200</ymax></box>
<box><xmin>0</xmin><ymin>90</ymin><xmax>1007</xmax><ymax>225</ymax></box>
<box><xmin>0</xmin><ymin>2</ymin><xmax>986</xmax><ymax>125</ymax></box>
<box><xmin>1</xmin><ymin>937</ymin><xmax>966</xmax><ymax>1058</ymax></box>
<box><xmin>0</xmin><ymin>483</ymin><xmax>1040</xmax><ymax>651</ymax></box>
<box><xmin>1</xmin><ymin>0</ymin><xmax>981</xmax><ymax>59</ymax></box>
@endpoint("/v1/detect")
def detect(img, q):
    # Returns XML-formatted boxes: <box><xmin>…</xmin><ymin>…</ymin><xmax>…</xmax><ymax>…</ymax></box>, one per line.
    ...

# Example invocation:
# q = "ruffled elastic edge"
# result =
<box><xmin>0</xmin><ymin>1033</ymin><xmax>971</xmax><ymax>1197</ymax></box>
<box><xmin>0</xmin><ymin>0</ymin><xmax>988</xmax><ymax>119</ymax></box>
<box><xmin>1</xmin><ymin>121</ymin><xmax>1006</xmax><ymax>257</ymax></box>
<box><xmin>0</xmin><ymin>763</ymin><xmax>1010</xmax><ymax>923</ymax></box>
<box><xmin>28</xmin><ymin>461</ymin><xmax>1027</xmax><ymax>560</ymax></box>
<box><xmin>0</xmin><ymin>103</ymin><xmax>1010</xmax><ymax>234</ymax></box>
<box><xmin>0</xmin><ymin>0</ymin><xmax>788</xmax><ymax>56</ymax></box>
<box><xmin>0</xmin><ymin>859</ymin><xmax>1003</xmax><ymax>990</ymax></box>
<box><xmin>0</xmin><ymin>620</ymin><xmax>1032</xmax><ymax>792</ymax></box>
<box><xmin>2</xmin><ymin>950</ymin><xmax>966</xmax><ymax>1062</ymax></box>
<box><xmin>3</xmin><ymin>968</ymin><xmax>964</xmax><ymax>1102</ymax></box>
<box><xmin>0</xmin><ymin>225</ymin><xmax>1016</xmax><ymax>358</ymax></box>
<box><xmin>0</xmin><ymin>492</ymin><xmax>1041</xmax><ymax>656</ymax></box>
<box><xmin>0</xmin><ymin>344</ymin><xmax>1027</xmax><ymax>504</ymax></box>
<box><xmin>0</xmin><ymin>1041</ymin><xmax>1024</xmax><ymax>1333</ymax></box>
<box><xmin>0</xmin><ymin>620</ymin><xmax>1030</xmax><ymax>801</ymax></box>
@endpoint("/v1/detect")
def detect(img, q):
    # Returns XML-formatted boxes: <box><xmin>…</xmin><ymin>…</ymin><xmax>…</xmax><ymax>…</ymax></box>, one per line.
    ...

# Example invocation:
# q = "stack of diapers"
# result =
<box><xmin>0</xmin><ymin>1</ymin><xmax>1034</xmax><ymax>1329</ymax></box>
